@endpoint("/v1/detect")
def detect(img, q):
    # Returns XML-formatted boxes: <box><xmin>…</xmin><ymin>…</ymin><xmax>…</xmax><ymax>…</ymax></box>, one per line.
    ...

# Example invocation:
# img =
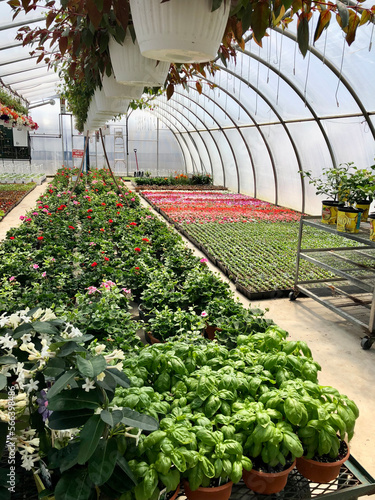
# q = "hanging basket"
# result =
<box><xmin>109</xmin><ymin>33</ymin><xmax>170</xmax><ymax>86</ymax></box>
<box><xmin>102</xmin><ymin>74</ymin><xmax>144</xmax><ymax>100</ymax></box>
<box><xmin>129</xmin><ymin>0</ymin><xmax>231</xmax><ymax>63</ymax></box>
<box><xmin>94</xmin><ymin>90</ymin><xmax>129</xmax><ymax>115</ymax></box>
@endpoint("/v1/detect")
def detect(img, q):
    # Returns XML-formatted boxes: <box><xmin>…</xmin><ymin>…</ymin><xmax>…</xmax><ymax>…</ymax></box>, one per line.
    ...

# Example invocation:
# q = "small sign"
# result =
<box><xmin>72</xmin><ymin>149</ymin><xmax>84</xmax><ymax>158</ymax></box>
<box><xmin>60</xmin><ymin>98</ymin><xmax>66</xmax><ymax>114</ymax></box>
<box><xmin>13</xmin><ymin>127</ymin><xmax>28</xmax><ymax>147</ymax></box>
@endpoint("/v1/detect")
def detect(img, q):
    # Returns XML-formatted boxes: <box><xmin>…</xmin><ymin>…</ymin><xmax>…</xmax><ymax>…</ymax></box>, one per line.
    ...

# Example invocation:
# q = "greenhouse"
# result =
<box><xmin>1</xmin><ymin>0</ymin><xmax>375</xmax><ymax>499</ymax></box>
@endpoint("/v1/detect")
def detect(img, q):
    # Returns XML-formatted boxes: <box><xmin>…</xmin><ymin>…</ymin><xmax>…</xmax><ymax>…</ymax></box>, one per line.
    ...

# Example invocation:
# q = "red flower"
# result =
<box><xmin>108</xmin><ymin>219</ymin><xmax>113</xmax><ymax>223</ymax></box>
<box><xmin>9</xmin><ymin>236</ymin><xmax>14</xmax><ymax>240</ymax></box>
<box><xmin>68</xmin><ymin>226</ymin><xmax>75</xmax><ymax>230</ymax></box>
<box><xmin>87</xmin><ymin>216</ymin><xmax>92</xmax><ymax>219</ymax></box>
<box><xmin>142</xmin><ymin>238</ymin><xmax>150</xmax><ymax>243</ymax></box>
<box><xmin>134</xmin><ymin>267</ymin><xmax>140</xmax><ymax>270</ymax></box>
<box><xmin>104</xmin><ymin>257</ymin><xmax>109</xmax><ymax>261</ymax></box>
<box><xmin>134</xmin><ymin>247</ymin><xmax>141</xmax><ymax>252</ymax></box>
<box><xmin>91</xmin><ymin>262</ymin><xmax>98</xmax><ymax>267</ymax></box>
<box><xmin>100</xmin><ymin>228</ymin><xmax>105</xmax><ymax>232</ymax></box>
<box><xmin>87</xmin><ymin>209</ymin><xmax>93</xmax><ymax>213</ymax></box>
<box><xmin>37</xmin><ymin>236</ymin><xmax>44</xmax><ymax>240</ymax></box>
<box><xmin>101</xmin><ymin>203</ymin><xmax>106</xmax><ymax>206</ymax></box>
<box><xmin>130</xmin><ymin>222</ymin><xmax>137</xmax><ymax>226</ymax></box>
<box><xmin>117</xmin><ymin>212</ymin><xmax>120</xmax><ymax>215</ymax></box>
<box><xmin>116</xmin><ymin>203</ymin><xmax>123</xmax><ymax>207</ymax></box>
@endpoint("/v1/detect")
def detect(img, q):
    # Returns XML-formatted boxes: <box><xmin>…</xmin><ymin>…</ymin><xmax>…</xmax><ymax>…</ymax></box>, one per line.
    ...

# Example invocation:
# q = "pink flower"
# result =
<box><xmin>89</xmin><ymin>242</ymin><xmax>96</xmax><ymax>246</ymax></box>
<box><xmin>51</xmin><ymin>257</ymin><xmax>56</xmax><ymax>262</ymax></box>
<box><xmin>131</xmin><ymin>198</ymin><xmax>135</xmax><ymax>201</ymax></box>
<box><xmin>87</xmin><ymin>286</ymin><xmax>100</xmax><ymax>294</ymax></box>
<box><xmin>32</xmin><ymin>212</ymin><xmax>39</xmax><ymax>216</ymax></box>
<box><xmin>122</xmin><ymin>288</ymin><xmax>131</xmax><ymax>295</ymax></box>
<box><xmin>19</xmin><ymin>216</ymin><xmax>25</xmax><ymax>220</ymax></box>
<box><xmin>42</xmin><ymin>271</ymin><xmax>47</xmax><ymax>278</ymax></box>
<box><xmin>9</xmin><ymin>276</ymin><xmax>15</xmax><ymax>282</ymax></box>
<box><xmin>32</xmin><ymin>264</ymin><xmax>39</xmax><ymax>269</ymax></box>
<box><xmin>200</xmin><ymin>258</ymin><xmax>208</xmax><ymax>264</ymax></box>
<box><xmin>201</xmin><ymin>311</ymin><xmax>208</xmax><ymax>318</ymax></box>
<box><xmin>101</xmin><ymin>280</ymin><xmax>115</xmax><ymax>288</ymax></box>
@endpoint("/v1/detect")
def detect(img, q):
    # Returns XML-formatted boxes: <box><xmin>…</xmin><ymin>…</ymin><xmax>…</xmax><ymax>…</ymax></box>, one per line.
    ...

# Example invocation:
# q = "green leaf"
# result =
<box><xmin>121</xmin><ymin>408</ymin><xmax>159</xmax><ymax>431</ymax></box>
<box><xmin>54</xmin><ymin>469</ymin><xmax>93</xmax><ymax>500</ymax></box>
<box><xmin>200</xmin><ymin>456</ymin><xmax>215</xmax><ymax>478</ymax></box>
<box><xmin>47</xmin><ymin>388</ymin><xmax>102</xmax><ymax>411</ymax></box>
<box><xmin>13</xmin><ymin>322</ymin><xmax>33</xmax><ymax>338</ymax></box>
<box><xmin>211</xmin><ymin>0</ymin><xmax>223</xmax><ymax>12</ymax></box>
<box><xmin>283</xmin><ymin>432</ymin><xmax>304</xmax><ymax>457</ymax></box>
<box><xmin>100</xmin><ymin>409</ymin><xmax>123</xmax><ymax>427</ymax></box>
<box><xmin>47</xmin><ymin>442</ymin><xmax>80</xmax><ymax>472</ymax></box>
<box><xmin>336</xmin><ymin>0</ymin><xmax>349</xmax><ymax>28</ymax></box>
<box><xmin>76</xmin><ymin>355</ymin><xmax>106</xmax><ymax>378</ymax></box>
<box><xmin>297</xmin><ymin>14</ymin><xmax>309</xmax><ymax>57</ymax></box>
<box><xmin>48</xmin><ymin>409</ymin><xmax>94</xmax><ymax>430</ymax></box>
<box><xmin>43</xmin><ymin>357</ymin><xmax>66</xmax><ymax>378</ymax></box>
<box><xmin>106</xmin><ymin>368</ymin><xmax>130</xmax><ymax>388</ymax></box>
<box><xmin>284</xmin><ymin>397</ymin><xmax>304</xmax><ymax>425</ymax></box>
<box><xmin>77</xmin><ymin>414</ymin><xmax>106</xmax><ymax>464</ymax></box>
<box><xmin>56</xmin><ymin>342</ymin><xmax>86</xmax><ymax>357</ymax></box>
<box><xmin>88</xmin><ymin>437</ymin><xmax>117</xmax><ymax>486</ymax></box>
<box><xmin>170</xmin><ymin>449</ymin><xmax>187</xmax><ymax>472</ymax></box>
<box><xmin>32</xmin><ymin>321</ymin><xmax>59</xmax><ymax>335</ymax></box>
<box><xmin>0</xmin><ymin>355</ymin><xmax>17</xmax><ymax>365</ymax></box>
<box><xmin>0</xmin><ymin>375</ymin><xmax>6</xmax><ymax>391</ymax></box>
<box><xmin>47</xmin><ymin>370</ymin><xmax>78</xmax><ymax>399</ymax></box>
<box><xmin>116</xmin><ymin>455</ymin><xmax>137</xmax><ymax>486</ymax></box>
<box><xmin>197</xmin><ymin>375</ymin><xmax>214</xmax><ymax>401</ymax></box>
<box><xmin>251</xmin><ymin>1</ymin><xmax>270</xmax><ymax>42</ymax></box>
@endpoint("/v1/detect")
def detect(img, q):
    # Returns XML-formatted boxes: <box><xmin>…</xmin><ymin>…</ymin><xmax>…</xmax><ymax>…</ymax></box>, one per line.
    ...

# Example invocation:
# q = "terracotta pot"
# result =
<box><xmin>146</xmin><ymin>331</ymin><xmax>161</xmax><ymax>345</ymax></box>
<box><xmin>205</xmin><ymin>325</ymin><xmax>222</xmax><ymax>340</ymax></box>
<box><xmin>161</xmin><ymin>484</ymin><xmax>180</xmax><ymax>500</ymax></box>
<box><xmin>242</xmin><ymin>460</ymin><xmax>296</xmax><ymax>495</ymax></box>
<box><xmin>183</xmin><ymin>480</ymin><xmax>232</xmax><ymax>500</ymax></box>
<box><xmin>129</xmin><ymin>0</ymin><xmax>231</xmax><ymax>63</ymax></box>
<box><xmin>296</xmin><ymin>445</ymin><xmax>350</xmax><ymax>483</ymax></box>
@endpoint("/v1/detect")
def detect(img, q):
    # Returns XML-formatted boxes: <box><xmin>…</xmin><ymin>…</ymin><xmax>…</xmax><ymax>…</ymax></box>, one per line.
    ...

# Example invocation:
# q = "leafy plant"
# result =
<box><xmin>148</xmin><ymin>306</ymin><xmax>205</xmax><ymax>342</ymax></box>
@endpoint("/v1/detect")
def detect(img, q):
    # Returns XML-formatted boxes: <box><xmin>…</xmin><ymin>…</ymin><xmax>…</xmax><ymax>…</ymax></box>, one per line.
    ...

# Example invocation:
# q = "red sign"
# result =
<box><xmin>72</xmin><ymin>149</ymin><xmax>84</xmax><ymax>158</ymax></box>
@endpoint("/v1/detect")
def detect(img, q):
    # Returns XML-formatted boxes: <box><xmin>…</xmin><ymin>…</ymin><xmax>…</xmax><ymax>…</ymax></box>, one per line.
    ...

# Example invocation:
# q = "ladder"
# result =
<box><xmin>114</xmin><ymin>127</ymin><xmax>126</xmax><ymax>175</ymax></box>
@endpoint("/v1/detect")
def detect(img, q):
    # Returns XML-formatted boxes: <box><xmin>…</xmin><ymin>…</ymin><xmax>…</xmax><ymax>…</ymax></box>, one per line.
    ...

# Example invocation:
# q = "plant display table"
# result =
<box><xmin>176</xmin><ymin>456</ymin><xmax>375</xmax><ymax>499</ymax></box>
<box><xmin>290</xmin><ymin>215</ymin><xmax>375</xmax><ymax>349</ymax></box>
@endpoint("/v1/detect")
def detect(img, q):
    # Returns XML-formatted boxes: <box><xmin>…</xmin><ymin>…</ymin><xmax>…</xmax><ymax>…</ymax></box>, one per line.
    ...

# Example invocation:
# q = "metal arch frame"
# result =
<box><xmin>10</xmin><ymin>73</ymin><xmax>60</xmax><ymax>89</ymax></box>
<box><xmin>0</xmin><ymin>63</ymin><xmax>49</xmax><ymax>79</ymax></box>
<box><xmin>5</xmin><ymin>71</ymin><xmax>58</xmax><ymax>86</ymax></box>
<box><xmin>198</xmin><ymin>76</ymin><xmax>277</xmax><ymax>201</ymax></box>
<box><xmin>274</xmin><ymin>27</ymin><xmax>375</xmax><ymax>141</ymax></box>
<box><xmin>172</xmin><ymin>90</ymin><xmax>227</xmax><ymax>187</ymax></box>
<box><xmin>145</xmin><ymin>109</ymin><xmax>190</xmax><ymax>175</ymax></box>
<box><xmin>167</xmin><ymin>91</ymin><xmax>226</xmax><ymax>183</ymax></box>
<box><xmin>160</xmin><ymin>96</ymin><xmax>213</xmax><ymax>177</ymax></box>
<box><xmin>152</xmin><ymin>105</ymin><xmax>201</xmax><ymax>175</ymax></box>
<box><xmin>0</xmin><ymin>17</ymin><xmax>45</xmax><ymax>31</ymax></box>
<box><xmin>0</xmin><ymin>54</ymin><xmax>38</xmax><ymax>67</ymax></box>
<box><xmin>218</xmin><ymin>62</ymin><xmax>306</xmax><ymax>213</ymax></box>
<box><xmin>163</xmin><ymin>92</ymin><xmax>239</xmax><ymax>190</ymax></box>
<box><xmin>156</xmin><ymin>97</ymin><xmax>210</xmax><ymax>175</ymax></box>
<box><xmin>125</xmin><ymin>105</ymin><xmax>189</xmax><ymax>175</ymax></box>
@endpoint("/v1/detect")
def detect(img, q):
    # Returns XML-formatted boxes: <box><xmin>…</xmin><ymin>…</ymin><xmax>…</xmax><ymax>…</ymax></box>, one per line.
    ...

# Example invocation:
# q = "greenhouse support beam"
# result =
<box><xmin>0</xmin><ymin>42</ymin><xmax>23</xmax><ymax>51</ymax></box>
<box><xmin>173</xmin><ymin>90</ymin><xmax>226</xmax><ymax>186</ymax></box>
<box><xmin>0</xmin><ymin>54</ymin><xmax>38</xmax><ymax>67</ymax></box>
<box><xmin>220</xmin><ymin>63</ymin><xmax>306</xmax><ymax>212</ymax></box>
<box><xmin>274</xmin><ymin>27</ymin><xmax>375</xmax><ymax>143</ymax></box>
<box><xmin>173</xmin><ymin>90</ymin><xmax>227</xmax><ymax>183</ymax></box>
<box><xmin>151</xmin><ymin>110</ymin><xmax>192</xmax><ymax>175</ymax></box>
<box><xmin>0</xmin><ymin>17</ymin><xmax>45</xmax><ymax>31</ymax></box>
<box><xmin>0</xmin><ymin>63</ymin><xmax>49</xmax><ymax>79</ymax></box>
<box><xmin>155</xmin><ymin>99</ymin><xmax>206</xmax><ymax>175</ymax></box>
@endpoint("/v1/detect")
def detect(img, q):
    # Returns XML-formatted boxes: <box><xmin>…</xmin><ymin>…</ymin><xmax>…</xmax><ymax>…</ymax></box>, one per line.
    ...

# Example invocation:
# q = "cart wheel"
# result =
<box><xmin>360</xmin><ymin>337</ymin><xmax>373</xmax><ymax>350</ymax></box>
<box><xmin>289</xmin><ymin>291</ymin><xmax>297</xmax><ymax>301</ymax></box>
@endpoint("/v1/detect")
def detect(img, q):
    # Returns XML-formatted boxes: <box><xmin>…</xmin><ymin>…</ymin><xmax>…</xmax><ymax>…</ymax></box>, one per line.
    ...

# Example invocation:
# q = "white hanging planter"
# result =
<box><xmin>94</xmin><ymin>90</ymin><xmax>130</xmax><ymax>115</ymax></box>
<box><xmin>109</xmin><ymin>32</ymin><xmax>170</xmax><ymax>86</ymax></box>
<box><xmin>102</xmin><ymin>74</ymin><xmax>144</xmax><ymax>100</ymax></box>
<box><xmin>129</xmin><ymin>0</ymin><xmax>231</xmax><ymax>63</ymax></box>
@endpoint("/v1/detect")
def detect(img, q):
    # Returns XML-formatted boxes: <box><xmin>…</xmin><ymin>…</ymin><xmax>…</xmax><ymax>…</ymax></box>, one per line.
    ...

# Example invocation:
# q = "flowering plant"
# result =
<box><xmin>0</xmin><ymin>103</ymin><xmax>38</xmax><ymax>130</ymax></box>
<box><xmin>0</xmin><ymin>308</ymin><xmax>158</xmax><ymax>499</ymax></box>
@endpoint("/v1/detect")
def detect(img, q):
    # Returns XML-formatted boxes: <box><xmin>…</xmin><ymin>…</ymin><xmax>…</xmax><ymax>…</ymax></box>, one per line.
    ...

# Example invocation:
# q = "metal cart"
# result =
<box><xmin>176</xmin><ymin>456</ymin><xmax>375</xmax><ymax>499</ymax></box>
<box><xmin>289</xmin><ymin>215</ymin><xmax>375</xmax><ymax>350</ymax></box>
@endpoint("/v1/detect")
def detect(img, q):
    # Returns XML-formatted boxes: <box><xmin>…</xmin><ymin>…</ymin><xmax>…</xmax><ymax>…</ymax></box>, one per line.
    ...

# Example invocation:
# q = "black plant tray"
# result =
<box><xmin>176</xmin><ymin>456</ymin><xmax>375</xmax><ymax>499</ymax></box>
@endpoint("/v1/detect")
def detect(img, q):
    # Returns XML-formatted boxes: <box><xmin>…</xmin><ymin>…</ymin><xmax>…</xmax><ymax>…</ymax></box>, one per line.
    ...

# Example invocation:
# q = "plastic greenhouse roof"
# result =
<box><xmin>0</xmin><ymin>1</ymin><xmax>374</xmax><ymax>214</ymax></box>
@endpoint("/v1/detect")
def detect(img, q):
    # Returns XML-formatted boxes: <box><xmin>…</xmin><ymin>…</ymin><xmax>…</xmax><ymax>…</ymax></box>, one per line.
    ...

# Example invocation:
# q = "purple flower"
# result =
<box><xmin>36</xmin><ymin>390</ymin><xmax>52</xmax><ymax>421</ymax></box>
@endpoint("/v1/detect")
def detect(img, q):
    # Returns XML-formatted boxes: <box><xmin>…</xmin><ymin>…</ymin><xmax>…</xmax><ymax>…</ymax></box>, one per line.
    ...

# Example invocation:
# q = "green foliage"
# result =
<box><xmin>0</xmin><ymin>87</ymin><xmax>28</xmax><ymax>115</ymax></box>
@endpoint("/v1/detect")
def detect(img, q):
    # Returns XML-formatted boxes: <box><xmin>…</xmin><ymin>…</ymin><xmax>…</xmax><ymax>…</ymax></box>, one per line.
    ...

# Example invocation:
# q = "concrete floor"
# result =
<box><xmin>2</xmin><ymin>182</ymin><xmax>375</xmax><ymax>497</ymax></box>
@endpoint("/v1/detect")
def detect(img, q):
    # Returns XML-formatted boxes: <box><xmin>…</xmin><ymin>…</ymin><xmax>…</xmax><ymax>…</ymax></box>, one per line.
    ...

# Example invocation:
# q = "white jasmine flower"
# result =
<box><xmin>24</xmin><ymin>380</ymin><xmax>39</xmax><ymax>394</ymax></box>
<box><xmin>0</xmin><ymin>333</ymin><xmax>17</xmax><ymax>350</ymax></box>
<box><xmin>32</xmin><ymin>309</ymin><xmax>43</xmax><ymax>320</ymax></box>
<box><xmin>7</xmin><ymin>314</ymin><xmax>22</xmax><ymax>329</ymax></box>
<box><xmin>0</xmin><ymin>313</ymin><xmax>8</xmax><ymax>328</ymax></box>
<box><xmin>21</xmin><ymin>334</ymin><xmax>32</xmax><ymax>344</ymax></box>
<box><xmin>21</xmin><ymin>455</ymin><xmax>38</xmax><ymax>471</ymax></box>
<box><xmin>82</xmin><ymin>378</ymin><xmax>95</xmax><ymax>392</ymax></box>
<box><xmin>96</xmin><ymin>372</ymin><xmax>105</xmax><ymax>381</ymax></box>
<box><xmin>94</xmin><ymin>344</ymin><xmax>106</xmax><ymax>355</ymax></box>
<box><xmin>40</xmin><ymin>309</ymin><xmax>56</xmax><ymax>321</ymax></box>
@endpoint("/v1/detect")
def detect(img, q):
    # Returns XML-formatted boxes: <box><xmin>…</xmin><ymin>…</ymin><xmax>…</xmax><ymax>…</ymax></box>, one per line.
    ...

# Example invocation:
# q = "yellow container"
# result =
<box><xmin>321</xmin><ymin>201</ymin><xmax>340</xmax><ymax>225</ymax></box>
<box><xmin>355</xmin><ymin>202</ymin><xmax>370</xmax><ymax>222</ymax></box>
<box><xmin>369</xmin><ymin>214</ymin><xmax>375</xmax><ymax>241</ymax></box>
<box><xmin>337</xmin><ymin>208</ymin><xmax>361</xmax><ymax>233</ymax></box>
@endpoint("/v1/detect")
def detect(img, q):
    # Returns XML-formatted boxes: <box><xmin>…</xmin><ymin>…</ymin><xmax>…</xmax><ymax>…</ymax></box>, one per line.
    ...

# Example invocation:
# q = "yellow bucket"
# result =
<box><xmin>369</xmin><ymin>214</ymin><xmax>375</xmax><ymax>241</ymax></box>
<box><xmin>337</xmin><ymin>208</ymin><xmax>361</xmax><ymax>233</ymax></box>
<box><xmin>355</xmin><ymin>202</ymin><xmax>370</xmax><ymax>222</ymax></box>
<box><xmin>321</xmin><ymin>201</ymin><xmax>340</xmax><ymax>225</ymax></box>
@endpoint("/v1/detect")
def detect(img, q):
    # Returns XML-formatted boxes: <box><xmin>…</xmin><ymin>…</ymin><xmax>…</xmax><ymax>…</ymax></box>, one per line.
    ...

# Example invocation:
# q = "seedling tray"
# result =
<box><xmin>177</xmin><ymin>456</ymin><xmax>375</xmax><ymax>499</ymax></box>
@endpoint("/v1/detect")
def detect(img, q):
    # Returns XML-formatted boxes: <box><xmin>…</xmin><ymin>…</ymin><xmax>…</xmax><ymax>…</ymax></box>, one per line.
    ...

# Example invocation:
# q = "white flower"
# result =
<box><xmin>40</xmin><ymin>309</ymin><xmax>56</xmax><ymax>321</ymax></box>
<box><xmin>94</xmin><ymin>344</ymin><xmax>106</xmax><ymax>355</ymax></box>
<box><xmin>0</xmin><ymin>333</ymin><xmax>17</xmax><ymax>350</ymax></box>
<box><xmin>96</xmin><ymin>372</ymin><xmax>105</xmax><ymax>381</ymax></box>
<box><xmin>0</xmin><ymin>366</ymin><xmax>11</xmax><ymax>377</ymax></box>
<box><xmin>32</xmin><ymin>308</ymin><xmax>43</xmax><ymax>320</ymax></box>
<box><xmin>0</xmin><ymin>313</ymin><xmax>8</xmax><ymax>328</ymax></box>
<box><xmin>21</xmin><ymin>333</ymin><xmax>32</xmax><ymax>344</ymax></box>
<box><xmin>24</xmin><ymin>380</ymin><xmax>39</xmax><ymax>394</ymax></box>
<box><xmin>13</xmin><ymin>362</ymin><xmax>24</xmax><ymax>375</ymax></box>
<box><xmin>21</xmin><ymin>455</ymin><xmax>38</xmax><ymax>471</ymax></box>
<box><xmin>7</xmin><ymin>313</ymin><xmax>22</xmax><ymax>329</ymax></box>
<box><xmin>82</xmin><ymin>378</ymin><xmax>95</xmax><ymax>392</ymax></box>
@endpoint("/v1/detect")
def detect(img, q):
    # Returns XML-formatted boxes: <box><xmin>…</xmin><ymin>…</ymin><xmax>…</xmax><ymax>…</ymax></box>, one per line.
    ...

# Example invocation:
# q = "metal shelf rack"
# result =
<box><xmin>175</xmin><ymin>456</ymin><xmax>375</xmax><ymax>499</ymax></box>
<box><xmin>290</xmin><ymin>215</ymin><xmax>375</xmax><ymax>349</ymax></box>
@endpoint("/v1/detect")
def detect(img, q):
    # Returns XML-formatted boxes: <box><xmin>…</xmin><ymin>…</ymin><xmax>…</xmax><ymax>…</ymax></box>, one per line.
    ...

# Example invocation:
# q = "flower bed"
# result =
<box><xmin>0</xmin><ymin>182</ymin><xmax>37</xmax><ymax>220</ymax></box>
<box><xmin>141</xmin><ymin>191</ymin><xmax>359</xmax><ymax>297</ymax></box>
